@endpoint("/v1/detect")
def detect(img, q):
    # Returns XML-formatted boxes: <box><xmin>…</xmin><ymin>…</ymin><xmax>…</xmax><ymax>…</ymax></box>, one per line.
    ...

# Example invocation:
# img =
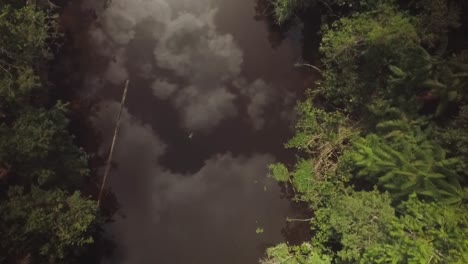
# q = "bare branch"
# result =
<box><xmin>286</xmin><ymin>217</ymin><xmax>313</xmax><ymax>222</ymax></box>
<box><xmin>294</xmin><ymin>63</ymin><xmax>323</xmax><ymax>74</ymax></box>
<box><xmin>97</xmin><ymin>80</ymin><xmax>129</xmax><ymax>207</ymax></box>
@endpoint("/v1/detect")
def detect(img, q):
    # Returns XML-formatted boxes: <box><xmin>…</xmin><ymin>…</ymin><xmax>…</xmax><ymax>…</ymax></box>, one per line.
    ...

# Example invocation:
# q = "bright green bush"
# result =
<box><xmin>312</xmin><ymin>190</ymin><xmax>396</xmax><ymax>262</ymax></box>
<box><xmin>363</xmin><ymin>195</ymin><xmax>468</xmax><ymax>263</ymax></box>
<box><xmin>262</xmin><ymin>243</ymin><xmax>332</xmax><ymax>264</ymax></box>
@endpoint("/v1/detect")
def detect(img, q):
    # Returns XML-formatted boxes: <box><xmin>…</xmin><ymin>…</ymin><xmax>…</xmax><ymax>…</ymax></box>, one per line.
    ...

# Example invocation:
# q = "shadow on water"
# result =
<box><xmin>253</xmin><ymin>0</ymin><xmax>289</xmax><ymax>49</ymax></box>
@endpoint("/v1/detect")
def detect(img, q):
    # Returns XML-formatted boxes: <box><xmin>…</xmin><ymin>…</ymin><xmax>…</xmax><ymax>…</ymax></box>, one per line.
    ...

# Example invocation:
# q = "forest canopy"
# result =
<box><xmin>0</xmin><ymin>2</ymin><xmax>101</xmax><ymax>263</ymax></box>
<box><xmin>2</xmin><ymin>0</ymin><xmax>468</xmax><ymax>263</ymax></box>
<box><xmin>263</xmin><ymin>0</ymin><xmax>468</xmax><ymax>263</ymax></box>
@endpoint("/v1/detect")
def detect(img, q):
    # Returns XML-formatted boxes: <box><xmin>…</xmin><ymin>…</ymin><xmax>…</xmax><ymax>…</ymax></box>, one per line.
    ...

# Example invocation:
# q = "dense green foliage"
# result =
<box><xmin>0</xmin><ymin>187</ymin><xmax>99</xmax><ymax>263</ymax></box>
<box><xmin>285</xmin><ymin>100</ymin><xmax>357</xmax><ymax>178</ymax></box>
<box><xmin>362</xmin><ymin>195</ymin><xmax>468</xmax><ymax>263</ymax></box>
<box><xmin>0</xmin><ymin>2</ymin><xmax>101</xmax><ymax>263</ymax></box>
<box><xmin>435</xmin><ymin>105</ymin><xmax>468</xmax><ymax>162</ymax></box>
<box><xmin>264</xmin><ymin>0</ymin><xmax>468</xmax><ymax>263</ymax></box>
<box><xmin>348</xmin><ymin>115</ymin><xmax>466</xmax><ymax>204</ymax></box>
<box><xmin>270</xmin><ymin>0</ymin><xmax>397</xmax><ymax>24</ymax></box>
<box><xmin>0</xmin><ymin>104</ymin><xmax>89</xmax><ymax>188</ymax></box>
<box><xmin>0</xmin><ymin>3</ymin><xmax>54</xmax><ymax>106</ymax></box>
<box><xmin>320</xmin><ymin>4</ymin><xmax>420</xmax><ymax>112</ymax></box>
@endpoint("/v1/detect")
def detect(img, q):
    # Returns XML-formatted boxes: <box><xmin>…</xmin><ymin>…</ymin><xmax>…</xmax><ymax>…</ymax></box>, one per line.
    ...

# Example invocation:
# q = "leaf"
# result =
<box><xmin>384</xmin><ymin>183</ymin><xmax>399</xmax><ymax>190</ymax></box>
<box><xmin>416</xmin><ymin>189</ymin><xmax>437</xmax><ymax>198</ymax></box>
<box><xmin>437</xmin><ymin>189</ymin><xmax>457</xmax><ymax>197</ymax></box>
<box><xmin>441</xmin><ymin>196</ymin><xmax>462</xmax><ymax>205</ymax></box>
<box><xmin>425</xmin><ymin>173</ymin><xmax>446</xmax><ymax>179</ymax></box>
<box><xmin>439</xmin><ymin>158</ymin><xmax>460</xmax><ymax>167</ymax></box>
<box><xmin>400</xmin><ymin>180</ymin><xmax>417</xmax><ymax>190</ymax></box>
<box><xmin>422</xmin><ymin>79</ymin><xmax>447</xmax><ymax>90</ymax></box>
<box><xmin>448</xmin><ymin>91</ymin><xmax>458</xmax><ymax>101</ymax></box>
<box><xmin>394</xmin><ymin>170</ymin><xmax>416</xmax><ymax>178</ymax></box>
<box><xmin>436</xmin><ymin>179</ymin><xmax>462</xmax><ymax>193</ymax></box>
<box><xmin>389</xmin><ymin>65</ymin><xmax>406</xmax><ymax>77</ymax></box>
<box><xmin>379</xmin><ymin>172</ymin><xmax>395</xmax><ymax>183</ymax></box>
<box><xmin>435</xmin><ymin>100</ymin><xmax>448</xmax><ymax>117</ymax></box>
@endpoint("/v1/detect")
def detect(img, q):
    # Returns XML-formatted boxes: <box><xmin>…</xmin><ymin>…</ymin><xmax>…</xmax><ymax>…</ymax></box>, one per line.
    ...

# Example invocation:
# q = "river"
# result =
<box><xmin>52</xmin><ymin>0</ymin><xmax>314</xmax><ymax>263</ymax></box>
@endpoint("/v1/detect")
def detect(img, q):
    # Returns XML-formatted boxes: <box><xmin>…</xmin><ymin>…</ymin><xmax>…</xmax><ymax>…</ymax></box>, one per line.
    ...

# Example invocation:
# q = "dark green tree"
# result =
<box><xmin>0</xmin><ymin>103</ymin><xmax>89</xmax><ymax>188</ymax></box>
<box><xmin>0</xmin><ymin>3</ymin><xmax>57</xmax><ymax>107</ymax></box>
<box><xmin>319</xmin><ymin>3</ymin><xmax>420</xmax><ymax>112</ymax></box>
<box><xmin>0</xmin><ymin>186</ymin><xmax>101</xmax><ymax>264</ymax></box>
<box><xmin>0</xmin><ymin>2</ymin><xmax>100</xmax><ymax>263</ymax></box>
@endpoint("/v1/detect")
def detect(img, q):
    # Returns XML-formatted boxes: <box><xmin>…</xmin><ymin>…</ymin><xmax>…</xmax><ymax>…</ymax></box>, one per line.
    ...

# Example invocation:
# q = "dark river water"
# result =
<box><xmin>53</xmin><ymin>0</ymin><xmax>314</xmax><ymax>263</ymax></box>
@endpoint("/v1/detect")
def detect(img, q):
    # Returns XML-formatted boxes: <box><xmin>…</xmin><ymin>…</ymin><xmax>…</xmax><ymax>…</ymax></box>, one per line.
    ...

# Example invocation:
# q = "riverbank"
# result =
<box><xmin>263</xmin><ymin>0</ymin><xmax>468</xmax><ymax>263</ymax></box>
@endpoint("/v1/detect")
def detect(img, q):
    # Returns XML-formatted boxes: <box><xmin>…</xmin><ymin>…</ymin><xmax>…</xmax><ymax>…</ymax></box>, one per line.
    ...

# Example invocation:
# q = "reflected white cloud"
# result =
<box><xmin>155</xmin><ymin>11</ymin><xmax>242</xmax><ymax>81</ymax></box>
<box><xmin>91</xmin><ymin>100</ymin><xmax>291</xmax><ymax>264</ymax></box>
<box><xmin>174</xmin><ymin>85</ymin><xmax>237</xmax><ymax>131</ymax></box>
<box><xmin>99</xmin><ymin>0</ymin><xmax>171</xmax><ymax>45</ymax></box>
<box><xmin>151</xmin><ymin>79</ymin><xmax>178</xmax><ymax>99</ymax></box>
<box><xmin>85</xmin><ymin>0</ymin><xmax>288</xmax><ymax>132</ymax></box>
<box><xmin>236</xmin><ymin>78</ymin><xmax>274</xmax><ymax>130</ymax></box>
<box><xmin>152</xmin><ymin>10</ymin><xmax>243</xmax><ymax>131</ymax></box>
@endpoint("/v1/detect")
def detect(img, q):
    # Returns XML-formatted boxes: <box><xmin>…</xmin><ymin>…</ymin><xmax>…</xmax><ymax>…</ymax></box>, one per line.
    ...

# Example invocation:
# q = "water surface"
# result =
<box><xmin>55</xmin><ymin>0</ymin><xmax>312</xmax><ymax>263</ymax></box>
